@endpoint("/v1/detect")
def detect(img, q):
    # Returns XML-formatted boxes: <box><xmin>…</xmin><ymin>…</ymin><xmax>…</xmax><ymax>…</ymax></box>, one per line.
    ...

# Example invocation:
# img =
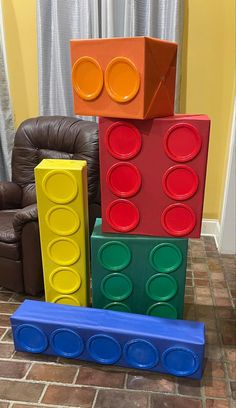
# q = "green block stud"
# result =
<box><xmin>91</xmin><ymin>219</ymin><xmax>188</xmax><ymax>319</ymax></box>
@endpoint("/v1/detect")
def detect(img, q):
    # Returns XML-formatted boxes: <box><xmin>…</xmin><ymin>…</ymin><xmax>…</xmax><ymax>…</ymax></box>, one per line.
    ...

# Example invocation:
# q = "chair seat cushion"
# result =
<box><xmin>0</xmin><ymin>210</ymin><xmax>21</xmax><ymax>260</ymax></box>
<box><xmin>0</xmin><ymin>210</ymin><xmax>19</xmax><ymax>243</ymax></box>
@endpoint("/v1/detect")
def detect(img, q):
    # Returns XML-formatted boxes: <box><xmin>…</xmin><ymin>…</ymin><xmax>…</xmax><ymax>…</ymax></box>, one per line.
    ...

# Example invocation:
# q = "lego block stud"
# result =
<box><xmin>50</xmin><ymin>328</ymin><xmax>84</xmax><ymax>358</ymax></box>
<box><xmin>47</xmin><ymin>237</ymin><xmax>80</xmax><ymax>266</ymax></box>
<box><xmin>147</xmin><ymin>302</ymin><xmax>178</xmax><ymax>319</ymax></box>
<box><xmin>145</xmin><ymin>274</ymin><xmax>178</xmax><ymax>301</ymax></box>
<box><xmin>124</xmin><ymin>339</ymin><xmax>159</xmax><ymax>369</ymax></box>
<box><xmin>35</xmin><ymin>159</ymin><xmax>90</xmax><ymax>307</ymax></box>
<box><xmin>105</xmin><ymin>57</ymin><xmax>140</xmax><ymax>103</ymax></box>
<box><xmin>98</xmin><ymin>241</ymin><xmax>132</xmax><ymax>271</ymax></box>
<box><xmin>149</xmin><ymin>243</ymin><xmax>182</xmax><ymax>273</ymax></box>
<box><xmin>105</xmin><ymin>122</ymin><xmax>142</xmax><ymax>160</ymax></box>
<box><xmin>104</xmin><ymin>302</ymin><xmax>131</xmax><ymax>313</ymax></box>
<box><xmin>52</xmin><ymin>295</ymin><xmax>81</xmax><ymax>306</ymax></box>
<box><xmin>49</xmin><ymin>267</ymin><xmax>82</xmax><ymax>294</ymax></box>
<box><xmin>107</xmin><ymin>163</ymin><xmax>142</xmax><ymax>198</ymax></box>
<box><xmin>42</xmin><ymin>170</ymin><xmax>78</xmax><ymax>204</ymax></box>
<box><xmin>45</xmin><ymin>206</ymin><xmax>80</xmax><ymax>236</ymax></box>
<box><xmin>72</xmin><ymin>56</ymin><xmax>103</xmax><ymax>100</ymax></box>
<box><xmin>15</xmin><ymin>324</ymin><xmax>48</xmax><ymax>353</ymax></box>
<box><xmin>106</xmin><ymin>199</ymin><xmax>140</xmax><ymax>232</ymax></box>
<box><xmin>163</xmin><ymin>123</ymin><xmax>202</xmax><ymax>162</ymax></box>
<box><xmin>162</xmin><ymin>165</ymin><xmax>199</xmax><ymax>200</ymax></box>
<box><xmin>161</xmin><ymin>203</ymin><xmax>196</xmax><ymax>236</ymax></box>
<box><xmin>87</xmin><ymin>334</ymin><xmax>122</xmax><ymax>364</ymax></box>
<box><xmin>162</xmin><ymin>347</ymin><xmax>200</xmax><ymax>377</ymax></box>
<box><xmin>101</xmin><ymin>273</ymin><xmax>133</xmax><ymax>301</ymax></box>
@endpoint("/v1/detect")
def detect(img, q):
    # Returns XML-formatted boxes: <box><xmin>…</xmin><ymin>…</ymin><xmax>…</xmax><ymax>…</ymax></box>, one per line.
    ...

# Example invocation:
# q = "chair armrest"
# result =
<box><xmin>0</xmin><ymin>181</ymin><xmax>22</xmax><ymax>210</ymax></box>
<box><xmin>13</xmin><ymin>203</ymin><xmax>38</xmax><ymax>239</ymax></box>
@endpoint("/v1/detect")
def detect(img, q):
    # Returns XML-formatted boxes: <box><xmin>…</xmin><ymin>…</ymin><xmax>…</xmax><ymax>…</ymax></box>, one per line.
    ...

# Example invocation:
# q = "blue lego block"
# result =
<box><xmin>11</xmin><ymin>300</ymin><xmax>205</xmax><ymax>379</ymax></box>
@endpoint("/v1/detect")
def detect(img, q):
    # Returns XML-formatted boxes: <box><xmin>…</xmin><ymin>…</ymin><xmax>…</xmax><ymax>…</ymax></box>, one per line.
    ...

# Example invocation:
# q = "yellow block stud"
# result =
<box><xmin>35</xmin><ymin>159</ymin><xmax>90</xmax><ymax>306</ymax></box>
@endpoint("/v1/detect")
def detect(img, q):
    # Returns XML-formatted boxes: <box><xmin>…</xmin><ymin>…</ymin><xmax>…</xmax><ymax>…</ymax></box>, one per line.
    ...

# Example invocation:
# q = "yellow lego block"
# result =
<box><xmin>35</xmin><ymin>159</ymin><xmax>90</xmax><ymax>307</ymax></box>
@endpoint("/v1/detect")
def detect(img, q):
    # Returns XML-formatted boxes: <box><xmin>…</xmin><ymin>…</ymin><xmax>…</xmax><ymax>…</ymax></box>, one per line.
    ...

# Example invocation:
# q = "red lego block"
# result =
<box><xmin>99</xmin><ymin>115</ymin><xmax>210</xmax><ymax>238</ymax></box>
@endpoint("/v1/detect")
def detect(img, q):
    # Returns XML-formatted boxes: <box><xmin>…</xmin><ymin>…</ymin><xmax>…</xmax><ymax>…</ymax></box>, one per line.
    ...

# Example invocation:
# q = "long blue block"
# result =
<box><xmin>11</xmin><ymin>300</ymin><xmax>205</xmax><ymax>379</ymax></box>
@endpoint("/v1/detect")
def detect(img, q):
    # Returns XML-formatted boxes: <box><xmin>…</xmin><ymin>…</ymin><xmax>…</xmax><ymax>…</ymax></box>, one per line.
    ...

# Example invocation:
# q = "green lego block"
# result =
<box><xmin>91</xmin><ymin>218</ymin><xmax>188</xmax><ymax>319</ymax></box>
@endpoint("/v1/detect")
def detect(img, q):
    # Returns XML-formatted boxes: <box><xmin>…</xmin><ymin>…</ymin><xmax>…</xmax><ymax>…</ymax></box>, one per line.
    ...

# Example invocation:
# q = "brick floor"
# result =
<box><xmin>0</xmin><ymin>237</ymin><xmax>235</xmax><ymax>407</ymax></box>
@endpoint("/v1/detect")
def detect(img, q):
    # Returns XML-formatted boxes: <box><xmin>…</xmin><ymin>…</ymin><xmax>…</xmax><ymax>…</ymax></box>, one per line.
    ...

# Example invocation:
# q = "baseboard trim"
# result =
<box><xmin>201</xmin><ymin>219</ymin><xmax>220</xmax><ymax>249</ymax></box>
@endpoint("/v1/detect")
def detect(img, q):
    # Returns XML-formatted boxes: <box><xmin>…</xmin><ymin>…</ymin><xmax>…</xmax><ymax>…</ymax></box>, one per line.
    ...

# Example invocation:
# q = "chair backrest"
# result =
<box><xmin>12</xmin><ymin>116</ymin><xmax>99</xmax><ymax>208</ymax></box>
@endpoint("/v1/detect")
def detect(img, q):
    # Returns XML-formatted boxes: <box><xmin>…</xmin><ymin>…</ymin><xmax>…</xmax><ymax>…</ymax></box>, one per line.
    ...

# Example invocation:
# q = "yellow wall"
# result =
<box><xmin>2</xmin><ymin>0</ymin><xmax>235</xmax><ymax>220</ymax></box>
<box><xmin>2</xmin><ymin>0</ymin><xmax>38</xmax><ymax>127</ymax></box>
<box><xmin>180</xmin><ymin>0</ymin><xmax>235</xmax><ymax>219</ymax></box>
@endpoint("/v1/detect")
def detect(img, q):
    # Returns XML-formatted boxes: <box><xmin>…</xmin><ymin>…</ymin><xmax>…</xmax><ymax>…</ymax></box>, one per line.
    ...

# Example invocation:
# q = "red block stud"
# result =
<box><xmin>99</xmin><ymin>115</ymin><xmax>210</xmax><ymax>238</ymax></box>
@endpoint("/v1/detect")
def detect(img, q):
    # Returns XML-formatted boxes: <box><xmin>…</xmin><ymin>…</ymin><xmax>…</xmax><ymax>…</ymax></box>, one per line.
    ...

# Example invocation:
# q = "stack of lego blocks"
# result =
<box><xmin>11</xmin><ymin>37</ymin><xmax>210</xmax><ymax>380</ymax></box>
<box><xmin>70</xmin><ymin>37</ymin><xmax>210</xmax><ymax>319</ymax></box>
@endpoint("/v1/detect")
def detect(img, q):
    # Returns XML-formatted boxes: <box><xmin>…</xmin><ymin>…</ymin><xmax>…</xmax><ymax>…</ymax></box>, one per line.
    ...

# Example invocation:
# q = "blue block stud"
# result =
<box><xmin>11</xmin><ymin>300</ymin><xmax>205</xmax><ymax>379</ymax></box>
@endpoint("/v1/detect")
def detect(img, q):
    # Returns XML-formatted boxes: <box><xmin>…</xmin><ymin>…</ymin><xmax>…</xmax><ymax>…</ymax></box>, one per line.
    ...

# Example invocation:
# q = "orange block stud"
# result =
<box><xmin>71</xmin><ymin>37</ymin><xmax>177</xmax><ymax>120</ymax></box>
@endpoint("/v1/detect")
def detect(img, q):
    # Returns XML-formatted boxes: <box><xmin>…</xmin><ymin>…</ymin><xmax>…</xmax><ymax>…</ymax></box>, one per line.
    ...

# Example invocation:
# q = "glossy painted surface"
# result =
<box><xmin>99</xmin><ymin>115</ymin><xmax>210</xmax><ymax>238</ymax></box>
<box><xmin>35</xmin><ymin>159</ymin><xmax>90</xmax><ymax>307</ymax></box>
<box><xmin>92</xmin><ymin>219</ymin><xmax>188</xmax><ymax>319</ymax></box>
<box><xmin>11</xmin><ymin>299</ymin><xmax>205</xmax><ymax>379</ymax></box>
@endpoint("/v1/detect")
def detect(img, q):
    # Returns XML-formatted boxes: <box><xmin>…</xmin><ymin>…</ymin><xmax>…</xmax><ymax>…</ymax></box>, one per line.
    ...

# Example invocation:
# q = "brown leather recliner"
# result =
<box><xmin>0</xmin><ymin>116</ymin><xmax>101</xmax><ymax>295</ymax></box>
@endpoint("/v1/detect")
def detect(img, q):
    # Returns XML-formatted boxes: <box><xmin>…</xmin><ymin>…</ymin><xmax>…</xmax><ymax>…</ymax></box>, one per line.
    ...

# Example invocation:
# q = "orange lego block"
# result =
<box><xmin>71</xmin><ymin>37</ymin><xmax>177</xmax><ymax>119</ymax></box>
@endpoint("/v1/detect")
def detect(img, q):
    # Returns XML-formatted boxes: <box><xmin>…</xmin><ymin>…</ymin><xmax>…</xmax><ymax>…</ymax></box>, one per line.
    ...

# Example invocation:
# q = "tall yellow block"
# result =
<box><xmin>35</xmin><ymin>159</ymin><xmax>90</xmax><ymax>306</ymax></box>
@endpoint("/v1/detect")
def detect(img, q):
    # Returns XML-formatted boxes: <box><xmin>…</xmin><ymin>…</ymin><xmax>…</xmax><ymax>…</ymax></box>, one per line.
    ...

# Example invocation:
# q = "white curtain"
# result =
<box><xmin>37</xmin><ymin>0</ymin><xmax>100</xmax><ymax>119</ymax></box>
<box><xmin>37</xmin><ymin>0</ymin><xmax>184</xmax><ymax>118</ymax></box>
<box><xmin>0</xmin><ymin>1</ymin><xmax>15</xmax><ymax>181</ymax></box>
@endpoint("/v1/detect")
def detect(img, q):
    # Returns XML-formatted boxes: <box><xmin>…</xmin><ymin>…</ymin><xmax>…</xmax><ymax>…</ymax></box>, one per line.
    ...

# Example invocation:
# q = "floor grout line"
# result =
<box><xmin>91</xmin><ymin>389</ymin><xmax>99</xmax><ymax>408</ymax></box>
<box><xmin>72</xmin><ymin>366</ymin><xmax>80</xmax><ymax>385</ymax></box>
<box><xmin>38</xmin><ymin>383</ymin><xmax>49</xmax><ymax>404</ymax></box>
